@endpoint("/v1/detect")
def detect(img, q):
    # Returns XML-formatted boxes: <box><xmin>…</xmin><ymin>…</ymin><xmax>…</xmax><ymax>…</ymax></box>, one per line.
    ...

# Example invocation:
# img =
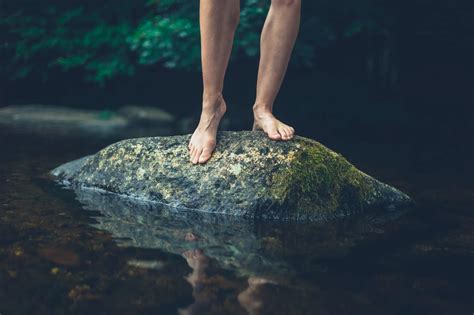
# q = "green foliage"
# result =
<box><xmin>129</xmin><ymin>2</ymin><xmax>200</xmax><ymax>69</ymax></box>
<box><xmin>1</xmin><ymin>0</ymin><xmax>373</xmax><ymax>84</ymax></box>
<box><xmin>1</xmin><ymin>3</ymin><xmax>137</xmax><ymax>84</ymax></box>
<box><xmin>234</xmin><ymin>0</ymin><xmax>269</xmax><ymax>58</ymax></box>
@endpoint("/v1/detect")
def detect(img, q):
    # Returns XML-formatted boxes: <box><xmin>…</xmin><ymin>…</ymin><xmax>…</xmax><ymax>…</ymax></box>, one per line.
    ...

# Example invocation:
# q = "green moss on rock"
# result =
<box><xmin>268</xmin><ymin>138</ymin><xmax>373</xmax><ymax>219</ymax></box>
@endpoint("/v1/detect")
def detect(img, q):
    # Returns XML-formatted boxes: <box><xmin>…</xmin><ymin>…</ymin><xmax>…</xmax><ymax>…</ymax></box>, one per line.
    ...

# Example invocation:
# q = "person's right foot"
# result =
<box><xmin>188</xmin><ymin>94</ymin><xmax>227</xmax><ymax>164</ymax></box>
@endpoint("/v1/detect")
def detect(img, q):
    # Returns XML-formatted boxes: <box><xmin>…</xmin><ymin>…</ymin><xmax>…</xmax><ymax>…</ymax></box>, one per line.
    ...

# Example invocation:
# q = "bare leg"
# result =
<box><xmin>252</xmin><ymin>0</ymin><xmax>301</xmax><ymax>140</ymax></box>
<box><xmin>189</xmin><ymin>0</ymin><xmax>240</xmax><ymax>164</ymax></box>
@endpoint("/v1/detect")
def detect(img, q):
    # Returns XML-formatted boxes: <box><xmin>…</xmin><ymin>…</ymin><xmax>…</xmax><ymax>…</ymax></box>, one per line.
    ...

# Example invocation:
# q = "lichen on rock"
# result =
<box><xmin>51</xmin><ymin>131</ymin><xmax>412</xmax><ymax>220</ymax></box>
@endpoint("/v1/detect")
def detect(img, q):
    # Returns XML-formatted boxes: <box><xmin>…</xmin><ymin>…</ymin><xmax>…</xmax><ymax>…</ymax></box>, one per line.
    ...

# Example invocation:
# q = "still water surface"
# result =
<box><xmin>0</xmin><ymin>126</ymin><xmax>472</xmax><ymax>315</ymax></box>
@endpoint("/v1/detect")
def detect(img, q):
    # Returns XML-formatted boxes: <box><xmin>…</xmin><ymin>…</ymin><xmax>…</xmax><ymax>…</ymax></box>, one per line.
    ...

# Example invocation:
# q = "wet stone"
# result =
<box><xmin>118</xmin><ymin>105</ymin><xmax>175</xmax><ymax>125</ymax></box>
<box><xmin>0</xmin><ymin>104</ymin><xmax>175</xmax><ymax>137</ymax></box>
<box><xmin>51</xmin><ymin>131</ymin><xmax>412</xmax><ymax>220</ymax></box>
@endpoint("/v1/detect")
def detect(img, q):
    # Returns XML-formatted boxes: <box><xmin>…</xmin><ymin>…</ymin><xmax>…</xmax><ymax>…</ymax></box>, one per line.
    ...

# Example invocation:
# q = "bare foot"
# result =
<box><xmin>252</xmin><ymin>106</ymin><xmax>295</xmax><ymax>141</ymax></box>
<box><xmin>189</xmin><ymin>94</ymin><xmax>227</xmax><ymax>164</ymax></box>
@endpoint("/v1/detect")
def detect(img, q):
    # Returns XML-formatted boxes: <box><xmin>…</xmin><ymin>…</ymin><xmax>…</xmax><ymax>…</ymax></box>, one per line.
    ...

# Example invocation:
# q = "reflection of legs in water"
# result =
<box><xmin>179</xmin><ymin>231</ymin><xmax>278</xmax><ymax>315</ymax></box>
<box><xmin>238</xmin><ymin>276</ymin><xmax>277</xmax><ymax>315</ymax></box>
<box><xmin>179</xmin><ymin>249</ymin><xmax>212</xmax><ymax>315</ymax></box>
<box><xmin>182</xmin><ymin>249</ymin><xmax>209</xmax><ymax>288</ymax></box>
<box><xmin>179</xmin><ymin>231</ymin><xmax>214</xmax><ymax>315</ymax></box>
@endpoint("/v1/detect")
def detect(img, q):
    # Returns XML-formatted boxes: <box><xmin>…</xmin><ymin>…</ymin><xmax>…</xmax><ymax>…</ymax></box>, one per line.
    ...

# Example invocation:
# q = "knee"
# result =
<box><xmin>271</xmin><ymin>0</ymin><xmax>301</xmax><ymax>10</ymax></box>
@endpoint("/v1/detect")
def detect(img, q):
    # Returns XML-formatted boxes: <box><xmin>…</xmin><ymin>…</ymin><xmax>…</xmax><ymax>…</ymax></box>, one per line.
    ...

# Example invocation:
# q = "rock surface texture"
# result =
<box><xmin>51</xmin><ymin>131</ymin><xmax>412</xmax><ymax>220</ymax></box>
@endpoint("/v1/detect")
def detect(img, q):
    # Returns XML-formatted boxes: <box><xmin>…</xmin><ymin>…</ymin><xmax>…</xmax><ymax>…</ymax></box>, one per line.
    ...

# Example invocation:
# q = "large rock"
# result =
<box><xmin>51</xmin><ymin>131</ymin><xmax>412</xmax><ymax>220</ymax></box>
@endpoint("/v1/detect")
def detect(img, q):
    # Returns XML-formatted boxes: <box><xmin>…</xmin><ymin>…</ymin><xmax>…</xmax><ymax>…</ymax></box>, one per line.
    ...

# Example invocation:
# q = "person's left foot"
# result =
<box><xmin>252</xmin><ymin>106</ymin><xmax>295</xmax><ymax>140</ymax></box>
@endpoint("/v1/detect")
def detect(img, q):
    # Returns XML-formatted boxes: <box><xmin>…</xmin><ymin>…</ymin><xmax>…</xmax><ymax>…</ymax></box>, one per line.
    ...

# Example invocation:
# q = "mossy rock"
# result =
<box><xmin>51</xmin><ymin>131</ymin><xmax>412</xmax><ymax>220</ymax></box>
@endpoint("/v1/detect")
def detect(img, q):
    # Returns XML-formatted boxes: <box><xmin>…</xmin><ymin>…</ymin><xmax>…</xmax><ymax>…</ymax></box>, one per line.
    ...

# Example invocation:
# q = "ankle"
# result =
<box><xmin>203</xmin><ymin>90</ymin><xmax>222</xmax><ymax>104</ymax></box>
<box><xmin>201</xmin><ymin>94</ymin><xmax>226</xmax><ymax>115</ymax></box>
<box><xmin>253</xmin><ymin>103</ymin><xmax>273</xmax><ymax>117</ymax></box>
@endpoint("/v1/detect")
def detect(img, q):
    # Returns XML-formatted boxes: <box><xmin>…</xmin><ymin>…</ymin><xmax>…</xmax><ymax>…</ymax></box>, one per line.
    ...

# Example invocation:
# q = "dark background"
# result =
<box><xmin>1</xmin><ymin>0</ymin><xmax>473</xmax><ymax>180</ymax></box>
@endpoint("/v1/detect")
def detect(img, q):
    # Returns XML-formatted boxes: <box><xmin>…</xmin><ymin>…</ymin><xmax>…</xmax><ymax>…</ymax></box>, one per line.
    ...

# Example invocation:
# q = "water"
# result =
<box><xmin>0</xmin><ymin>124</ymin><xmax>472</xmax><ymax>315</ymax></box>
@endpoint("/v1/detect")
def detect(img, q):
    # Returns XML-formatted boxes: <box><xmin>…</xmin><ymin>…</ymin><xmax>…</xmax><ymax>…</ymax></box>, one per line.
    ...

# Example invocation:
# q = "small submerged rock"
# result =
<box><xmin>51</xmin><ymin>131</ymin><xmax>412</xmax><ymax>220</ymax></box>
<box><xmin>37</xmin><ymin>247</ymin><xmax>80</xmax><ymax>266</ymax></box>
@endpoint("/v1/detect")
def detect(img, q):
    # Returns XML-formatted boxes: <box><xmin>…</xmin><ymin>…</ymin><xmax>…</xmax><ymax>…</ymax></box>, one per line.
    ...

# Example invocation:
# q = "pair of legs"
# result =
<box><xmin>189</xmin><ymin>0</ymin><xmax>301</xmax><ymax>164</ymax></box>
<box><xmin>179</xmin><ymin>232</ymin><xmax>275</xmax><ymax>315</ymax></box>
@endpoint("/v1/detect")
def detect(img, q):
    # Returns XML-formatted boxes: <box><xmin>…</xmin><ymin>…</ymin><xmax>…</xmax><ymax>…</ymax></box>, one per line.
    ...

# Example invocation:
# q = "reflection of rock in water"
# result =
<box><xmin>76</xmin><ymin>187</ymin><xmax>290</xmax><ymax>278</ymax></box>
<box><xmin>74</xmin><ymin>187</ymin><xmax>408</xmax><ymax>280</ymax></box>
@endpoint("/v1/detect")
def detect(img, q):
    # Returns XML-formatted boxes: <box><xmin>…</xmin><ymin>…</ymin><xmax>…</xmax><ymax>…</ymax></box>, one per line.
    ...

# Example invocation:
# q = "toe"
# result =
<box><xmin>198</xmin><ymin>147</ymin><xmax>213</xmax><ymax>164</ymax></box>
<box><xmin>270</xmin><ymin>132</ymin><xmax>282</xmax><ymax>140</ymax></box>
<box><xmin>191</xmin><ymin>147</ymin><xmax>200</xmax><ymax>164</ymax></box>
<box><xmin>189</xmin><ymin>146</ymin><xmax>196</xmax><ymax>161</ymax></box>
<box><xmin>267</xmin><ymin>127</ymin><xmax>282</xmax><ymax>140</ymax></box>
<box><xmin>192</xmin><ymin>148</ymin><xmax>203</xmax><ymax>164</ymax></box>
<box><xmin>280</xmin><ymin>128</ymin><xmax>289</xmax><ymax>140</ymax></box>
<box><xmin>191</xmin><ymin>149</ymin><xmax>197</xmax><ymax>164</ymax></box>
<box><xmin>289</xmin><ymin>127</ymin><xmax>295</xmax><ymax>137</ymax></box>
